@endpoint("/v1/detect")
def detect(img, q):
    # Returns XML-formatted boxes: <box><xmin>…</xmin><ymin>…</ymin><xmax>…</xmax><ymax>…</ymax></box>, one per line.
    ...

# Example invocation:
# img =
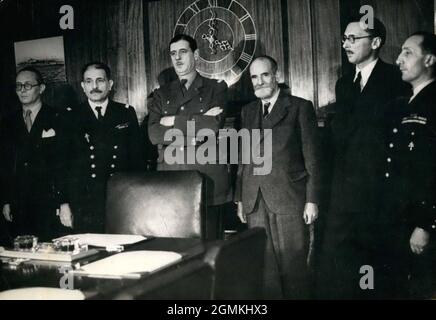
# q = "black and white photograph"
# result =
<box><xmin>14</xmin><ymin>36</ymin><xmax>67</xmax><ymax>84</ymax></box>
<box><xmin>0</xmin><ymin>0</ymin><xmax>435</xmax><ymax>307</ymax></box>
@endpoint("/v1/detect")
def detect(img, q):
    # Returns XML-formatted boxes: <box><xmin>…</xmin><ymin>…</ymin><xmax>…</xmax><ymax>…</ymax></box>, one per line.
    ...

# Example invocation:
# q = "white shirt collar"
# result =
<box><xmin>88</xmin><ymin>99</ymin><xmax>109</xmax><ymax>118</ymax></box>
<box><xmin>409</xmin><ymin>79</ymin><xmax>435</xmax><ymax>103</ymax></box>
<box><xmin>354</xmin><ymin>58</ymin><xmax>379</xmax><ymax>90</ymax></box>
<box><xmin>262</xmin><ymin>88</ymin><xmax>280</xmax><ymax>114</ymax></box>
<box><xmin>22</xmin><ymin>102</ymin><xmax>42</xmax><ymax>123</ymax></box>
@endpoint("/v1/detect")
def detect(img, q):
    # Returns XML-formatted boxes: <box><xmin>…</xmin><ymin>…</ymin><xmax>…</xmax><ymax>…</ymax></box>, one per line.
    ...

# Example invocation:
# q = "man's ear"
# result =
<box><xmin>109</xmin><ymin>79</ymin><xmax>114</xmax><ymax>90</ymax></box>
<box><xmin>194</xmin><ymin>49</ymin><xmax>200</xmax><ymax>60</ymax></box>
<box><xmin>425</xmin><ymin>54</ymin><xmax>436</xmax><ymax>68</ymax></box>
<box><xmin>39</xmin><ymin>83</ymin><xmax>46</xmax><ymax>94</ymax></box>
<box><xmin>371</xmin><ymin>37</ymin><xmax>382</xmax><ymax>50</ymax></box>
<box><xmin>80</xmin><ymin>81</ymin><xmax>85</xmax><ymax>92</ymax></box>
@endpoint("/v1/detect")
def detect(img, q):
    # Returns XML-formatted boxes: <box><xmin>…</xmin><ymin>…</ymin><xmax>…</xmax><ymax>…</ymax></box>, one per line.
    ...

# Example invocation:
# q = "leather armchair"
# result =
<box><xmin>204</xmin><ymin>227</ymin><xmax>267</xmax><ymax>299</ymax></box>
<box><xmin>105</xmin><ymin>171</ymin><xmax>207</xmax><ymax>238</ymax></box>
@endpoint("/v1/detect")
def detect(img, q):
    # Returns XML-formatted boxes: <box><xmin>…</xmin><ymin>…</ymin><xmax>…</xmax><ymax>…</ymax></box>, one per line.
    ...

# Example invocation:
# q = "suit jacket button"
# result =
<box><xmin>91</xmin><ymin>174</ymin><xmax>97</xmax><ymax>178</ymax></box>
<box><xmin>111</xmin><ymin>164</ymin><xmax>116</xmax><ymax>168</ymax></box>
<box><xmin>90</xmin><ymin>155</ymin><xmax>95</xmax><ymax>159</ymax></box>
<box><xmin>181</xmin><ymin>106</ymin><xmax>185</xmax><ymax>111</ymax></box>
<box><xmin>385</xmin><ymin>173</ymin><xmax>390</xmax><ymax>178</ymax></box>
<box><xmin>91</xmin><ymin>164</ymin><xmax>96</xmax><ymax>168</ymax></box>
<box><xmin>90</xmin><ymin>146</ymin><xmax>95</xmax><ymax>150</ymax></box>
<box><xmin>114</xmin><ymin>145</ymin><xmax>118</xmax><ymax>150</ymax></box>
<box><xmin>389</xmin><ymin>143</ymin><xmax>394</xmax><ymax>148</ymax></box>
<box><xmin>113</xmin><ymin>155</ymin><xmax>117</xmax><ymax>159</ymax></box>
<box><xmin>393</xmin><ymin>128</ymin><xmax>398</xmax><ymax>133</ymax></box>
<box><xmin>387</xmin><ymin>158</ymin><xmax>392</xmax><ymax>163</ymax></box>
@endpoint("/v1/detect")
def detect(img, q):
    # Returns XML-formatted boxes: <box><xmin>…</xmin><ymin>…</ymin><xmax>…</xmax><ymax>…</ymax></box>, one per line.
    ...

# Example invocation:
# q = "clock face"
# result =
<box><xmin>174</xmin><ymin>0</ymin><xmax>257</xmax><ymax>86</ymax></box>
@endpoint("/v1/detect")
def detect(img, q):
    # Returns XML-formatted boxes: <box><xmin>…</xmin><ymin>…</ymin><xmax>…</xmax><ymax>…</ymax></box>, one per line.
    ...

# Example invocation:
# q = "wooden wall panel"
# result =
<box><xmin>126</xmin><ymin>0</ymin><xmax>148</xmax><ymax>122</ymax></box>
<box><xmin>286</xmin><ymin>0</ymin><xmax>315</xmax><ymax>103</ymax></box>
<box><xmin>362</xmin><ymin>0</ymin><xmax>434</xmax><ymax>65</ymax></box>
<box><xmin>312</xmin><ymin>0</ymin><xmax>342</xmax><ymax>108</ymax></box>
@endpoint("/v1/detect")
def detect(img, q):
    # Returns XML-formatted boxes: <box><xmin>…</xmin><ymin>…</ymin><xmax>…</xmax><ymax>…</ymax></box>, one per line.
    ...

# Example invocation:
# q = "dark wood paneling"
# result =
<box><xmin>312</xmin><ymin>0</ymin><xmax>342</xmax><ymax>108</ymax></box>
<box><xmin>286</xmin><ymin>0</ymin><xmax>315</xmax><ymax>103</ymax></box>
<box><xmin>362</xmin><ymin>0</ymin><xmax>434</xmax><ymax>64</ymax></box>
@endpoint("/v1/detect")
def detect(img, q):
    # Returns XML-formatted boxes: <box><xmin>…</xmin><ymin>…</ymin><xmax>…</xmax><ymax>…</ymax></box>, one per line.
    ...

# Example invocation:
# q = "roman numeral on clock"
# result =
<box><xmin>188</xmin><ymin>3</ymin><xmax>200</xmax><ymax>14</ymax></box>
<box><xmin>239</xmin><ymin>13</ymin><xmax>250</xmax><ymax>23</ymax></box>
<box><xmin>208</xmin><ymin>0</ymin><xmax>218</xmax><ymax>7</ymax></box>
<box><xmin>245</xmin><ymin>34</ymin><xmax>256</xmax><ymax>41</ymax></box>
<box><xmin>240</xmin><ymin>52</ymin><xmax>252</xmax><ymax>63</ymax></box>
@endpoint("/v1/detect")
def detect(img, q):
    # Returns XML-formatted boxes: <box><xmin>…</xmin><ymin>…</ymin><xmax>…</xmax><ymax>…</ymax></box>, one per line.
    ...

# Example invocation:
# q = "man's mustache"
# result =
<box><xmin>90</xmin><ymin>89</ymin><xmax>102</xmax><ymax>94</ymax></box>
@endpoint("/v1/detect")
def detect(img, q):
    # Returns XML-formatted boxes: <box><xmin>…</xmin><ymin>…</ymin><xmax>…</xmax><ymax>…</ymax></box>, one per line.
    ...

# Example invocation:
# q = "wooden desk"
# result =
<box><xmin>0</xmin><ymin>237</ymin><xmax>206</xmax><ymax>299</ymax></box>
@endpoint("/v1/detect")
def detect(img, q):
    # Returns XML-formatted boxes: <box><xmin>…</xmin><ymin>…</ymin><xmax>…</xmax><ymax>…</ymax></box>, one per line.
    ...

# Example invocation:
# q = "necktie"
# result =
<box><xmin>180</xmin><ymin>79</ymin><xmax>188</xmax><ymax>95</ymax></box>
<box><xmin>24</xmin><ymin>109</ymin><xmax>32</xmax><ymax>132</ymax></box>
<box><xmin>263</xmin><ymin>102</ymin><xmax>271</xmax><ymax>118</ymax></box>
<box><xmin>95</xmin><ymin>106</ymin><xmax>103</xmax><ymax>121</ymax></box>
<box><xmin>353</xmin><ymin>71</ymin><xmax>362</xmax><ymax>95</ymax></box>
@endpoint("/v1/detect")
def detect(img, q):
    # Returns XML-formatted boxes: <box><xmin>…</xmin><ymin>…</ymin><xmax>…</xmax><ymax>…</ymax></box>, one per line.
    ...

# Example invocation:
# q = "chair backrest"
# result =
<box><xmin>102</xmin><ymin>259</ymin><xmax>213</xmax><ymax>300</ymax></box>
<box><xmin>203</xmin><ymin>227</ymin><xmax>267</xmax><ymax>299</ymax></box>
<box><xmin>105</xmin><ymin>171</ymin><xmax>206</xmax><ymax>238</ymax></box>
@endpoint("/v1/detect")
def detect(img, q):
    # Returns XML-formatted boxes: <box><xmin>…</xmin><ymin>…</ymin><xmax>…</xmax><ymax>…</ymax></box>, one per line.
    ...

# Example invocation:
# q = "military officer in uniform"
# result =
<box><xmin>60</xmin><ymin>62</ymin><xmax>145</xmax><ymax>233</ymax></box>
<box><xmin>380</xmin><ymin>31</ymin><xmax>436</xmax><ymax>298</ymax></box>
<box><xmin>148</xmin><ymin>34</ymin><xmax>231</xmax><ymax>239</ymax></box>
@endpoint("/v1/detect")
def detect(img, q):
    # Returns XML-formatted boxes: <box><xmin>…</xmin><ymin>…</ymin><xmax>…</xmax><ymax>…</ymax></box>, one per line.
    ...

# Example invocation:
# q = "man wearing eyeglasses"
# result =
<box><xmin>319</xmin><ymin>15</ymin><xmax>410</xmax><ymax>298</ymax></box>
<box><xmin>0</xmin><ymin>67</ymin><xmax>66</xmax><ymax>241</ymax></box>
<box><xmin>58</xmin><ymin>62</ymin><xmax>145</xmax><ymax>233</ymax></box>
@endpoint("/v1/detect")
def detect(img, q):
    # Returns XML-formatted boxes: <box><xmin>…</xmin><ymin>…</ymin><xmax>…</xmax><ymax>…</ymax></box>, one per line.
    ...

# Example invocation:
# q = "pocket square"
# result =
<box><xmin>42</xmin><ymin>128</ymin><xmax>56</xmax><ymax>138</ymax></box>
<box><xmin>115</xmin><ymin>122</ymin><xmax>129</xmax><ymax>129</ymax></box>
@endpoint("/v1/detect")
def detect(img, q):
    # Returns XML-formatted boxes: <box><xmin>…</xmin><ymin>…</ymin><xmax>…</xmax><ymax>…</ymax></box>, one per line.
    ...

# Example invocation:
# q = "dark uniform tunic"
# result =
<box><xmin>380</xmin><ymin>80</ymin><xmax>436</xmax><ymax>298</ymax></box>
<box><xmin>63</xmin><ymin>100</ymin><xmax>145</xmax><ymax>233</ymax></box>
<box><xmin>0</xmin><ymin>104</ymin><xmax>66</xmax><ymax>241</ymax></box>
<box><xmin>148</xmin><ymin>74</ymin><xmax>231</xmax><ymax>206</ymax></box>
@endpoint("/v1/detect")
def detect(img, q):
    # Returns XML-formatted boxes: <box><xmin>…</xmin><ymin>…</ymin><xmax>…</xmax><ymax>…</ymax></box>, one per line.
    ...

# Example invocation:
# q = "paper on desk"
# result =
<box><xmin>74</xmin><ymin>251</ymin><xmax>182</xmax><ymax>277</ymax></box>
<box><xmin>53</xmin><ymin>233</ymin><xmax>146</xmax><ymax>248</ymax></box>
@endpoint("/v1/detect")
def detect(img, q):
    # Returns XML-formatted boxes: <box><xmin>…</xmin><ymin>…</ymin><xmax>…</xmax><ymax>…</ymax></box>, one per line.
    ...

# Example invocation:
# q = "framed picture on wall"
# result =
<box><xmin>14</xmin><ymin>35</ymin><xmax>66</xmax><ymax>84</ymax></box>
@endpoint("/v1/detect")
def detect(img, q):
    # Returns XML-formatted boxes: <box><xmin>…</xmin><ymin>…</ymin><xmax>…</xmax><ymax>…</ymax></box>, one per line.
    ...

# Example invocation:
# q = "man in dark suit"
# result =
<box><xmin>60</xmin><ymin>62</ymin><xmax>144</xmax><ymax>233</ymax></box>
<box><xmin>235</xmin><ymin>56</ymin><xmax>321</xmax><ymax>299</ymax></box>
<box><xmin>0</xmin><ymin>67</ymin><xmax>65</xmax><ymax>241</ymax></box>
<box><xmin>148</xmin><ymin>34</ymin><xmax>231</xmax><ymax>239</ymax></box>
<box><xmin>319</xmin><ymin>16</ymin><xmax>410</xmax><ymax>298</ymax></box>
<box><xmin>380</xmin><ymin>31</ymin><xmax>436</xmax><ymax>298</ymax></box>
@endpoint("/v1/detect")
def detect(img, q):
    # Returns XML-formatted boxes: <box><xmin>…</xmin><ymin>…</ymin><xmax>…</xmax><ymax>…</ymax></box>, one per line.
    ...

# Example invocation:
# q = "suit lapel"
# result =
<box><xmin>28</xmin><ymin>104</ymin><xmax>50</xmax><ymax>142</ymax></box>
<box><xmin>263</xmin><ymin>92</ymin><xmax>289</xmax><ymax>129</ymax></box>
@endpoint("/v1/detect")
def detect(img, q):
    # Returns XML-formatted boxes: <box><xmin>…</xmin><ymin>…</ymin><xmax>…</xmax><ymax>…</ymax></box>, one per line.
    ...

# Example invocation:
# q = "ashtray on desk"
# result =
<box><xmin>13</xmin><ymin>235</ymin><xmax>38</xmax><ymax>251</ymax></box>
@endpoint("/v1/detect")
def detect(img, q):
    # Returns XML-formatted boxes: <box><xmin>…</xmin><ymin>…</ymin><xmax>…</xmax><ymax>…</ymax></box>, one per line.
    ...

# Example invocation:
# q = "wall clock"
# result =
<box><xmin>174</xmin><ymin>0</ymin><xmax>257</xmax><ymax>86</ymax></box>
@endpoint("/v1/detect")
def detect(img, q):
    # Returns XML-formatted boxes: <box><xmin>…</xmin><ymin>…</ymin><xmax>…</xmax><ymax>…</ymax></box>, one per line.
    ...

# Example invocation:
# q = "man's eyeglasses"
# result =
<box><xmin>15</xmin><ymin>83</ymin><xmax>40</xmax><ymax>91</ymax></box>
<box><xmin>342</xmin><ymin>35</ymin><xmax>372</xmax><ymax>44</ymax></box>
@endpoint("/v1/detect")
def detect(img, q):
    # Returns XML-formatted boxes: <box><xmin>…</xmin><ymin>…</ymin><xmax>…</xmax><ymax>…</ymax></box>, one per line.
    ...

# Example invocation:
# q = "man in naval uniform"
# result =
<box><xmin>380</xmin><ymin>31</ymin><xmax>436</xmax><ymax>299</ymax></box>
<box><xmin>59</xmin><ymin>62</ymin><xmax>145</xmax><ymax>233</ymax></box>
<box><xmin>148</xmin><ymin>34</ymin><xmax>231</xmax><ymax>240</ymax></box>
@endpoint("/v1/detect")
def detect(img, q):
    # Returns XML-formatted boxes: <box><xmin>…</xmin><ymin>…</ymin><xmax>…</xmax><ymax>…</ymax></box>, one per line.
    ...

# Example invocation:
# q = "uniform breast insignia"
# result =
<box><xmin>402</xmin><ymin>115</ymin><xmax>427</xmax><ymax>125</ymax></box>
<box><xmin>408</xmin><ymin>142</ymin><xmax>415</xmax><ymax>151</ymax></box>
<box><xmin>84</xmin><ymin>133</ymin><xmax>90</xmax><ymax>144</ymax></box>
<box><xmin>115</xmin><ymin>122</ymin><xmax>129</xmax><ymax>130</ymax></box>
